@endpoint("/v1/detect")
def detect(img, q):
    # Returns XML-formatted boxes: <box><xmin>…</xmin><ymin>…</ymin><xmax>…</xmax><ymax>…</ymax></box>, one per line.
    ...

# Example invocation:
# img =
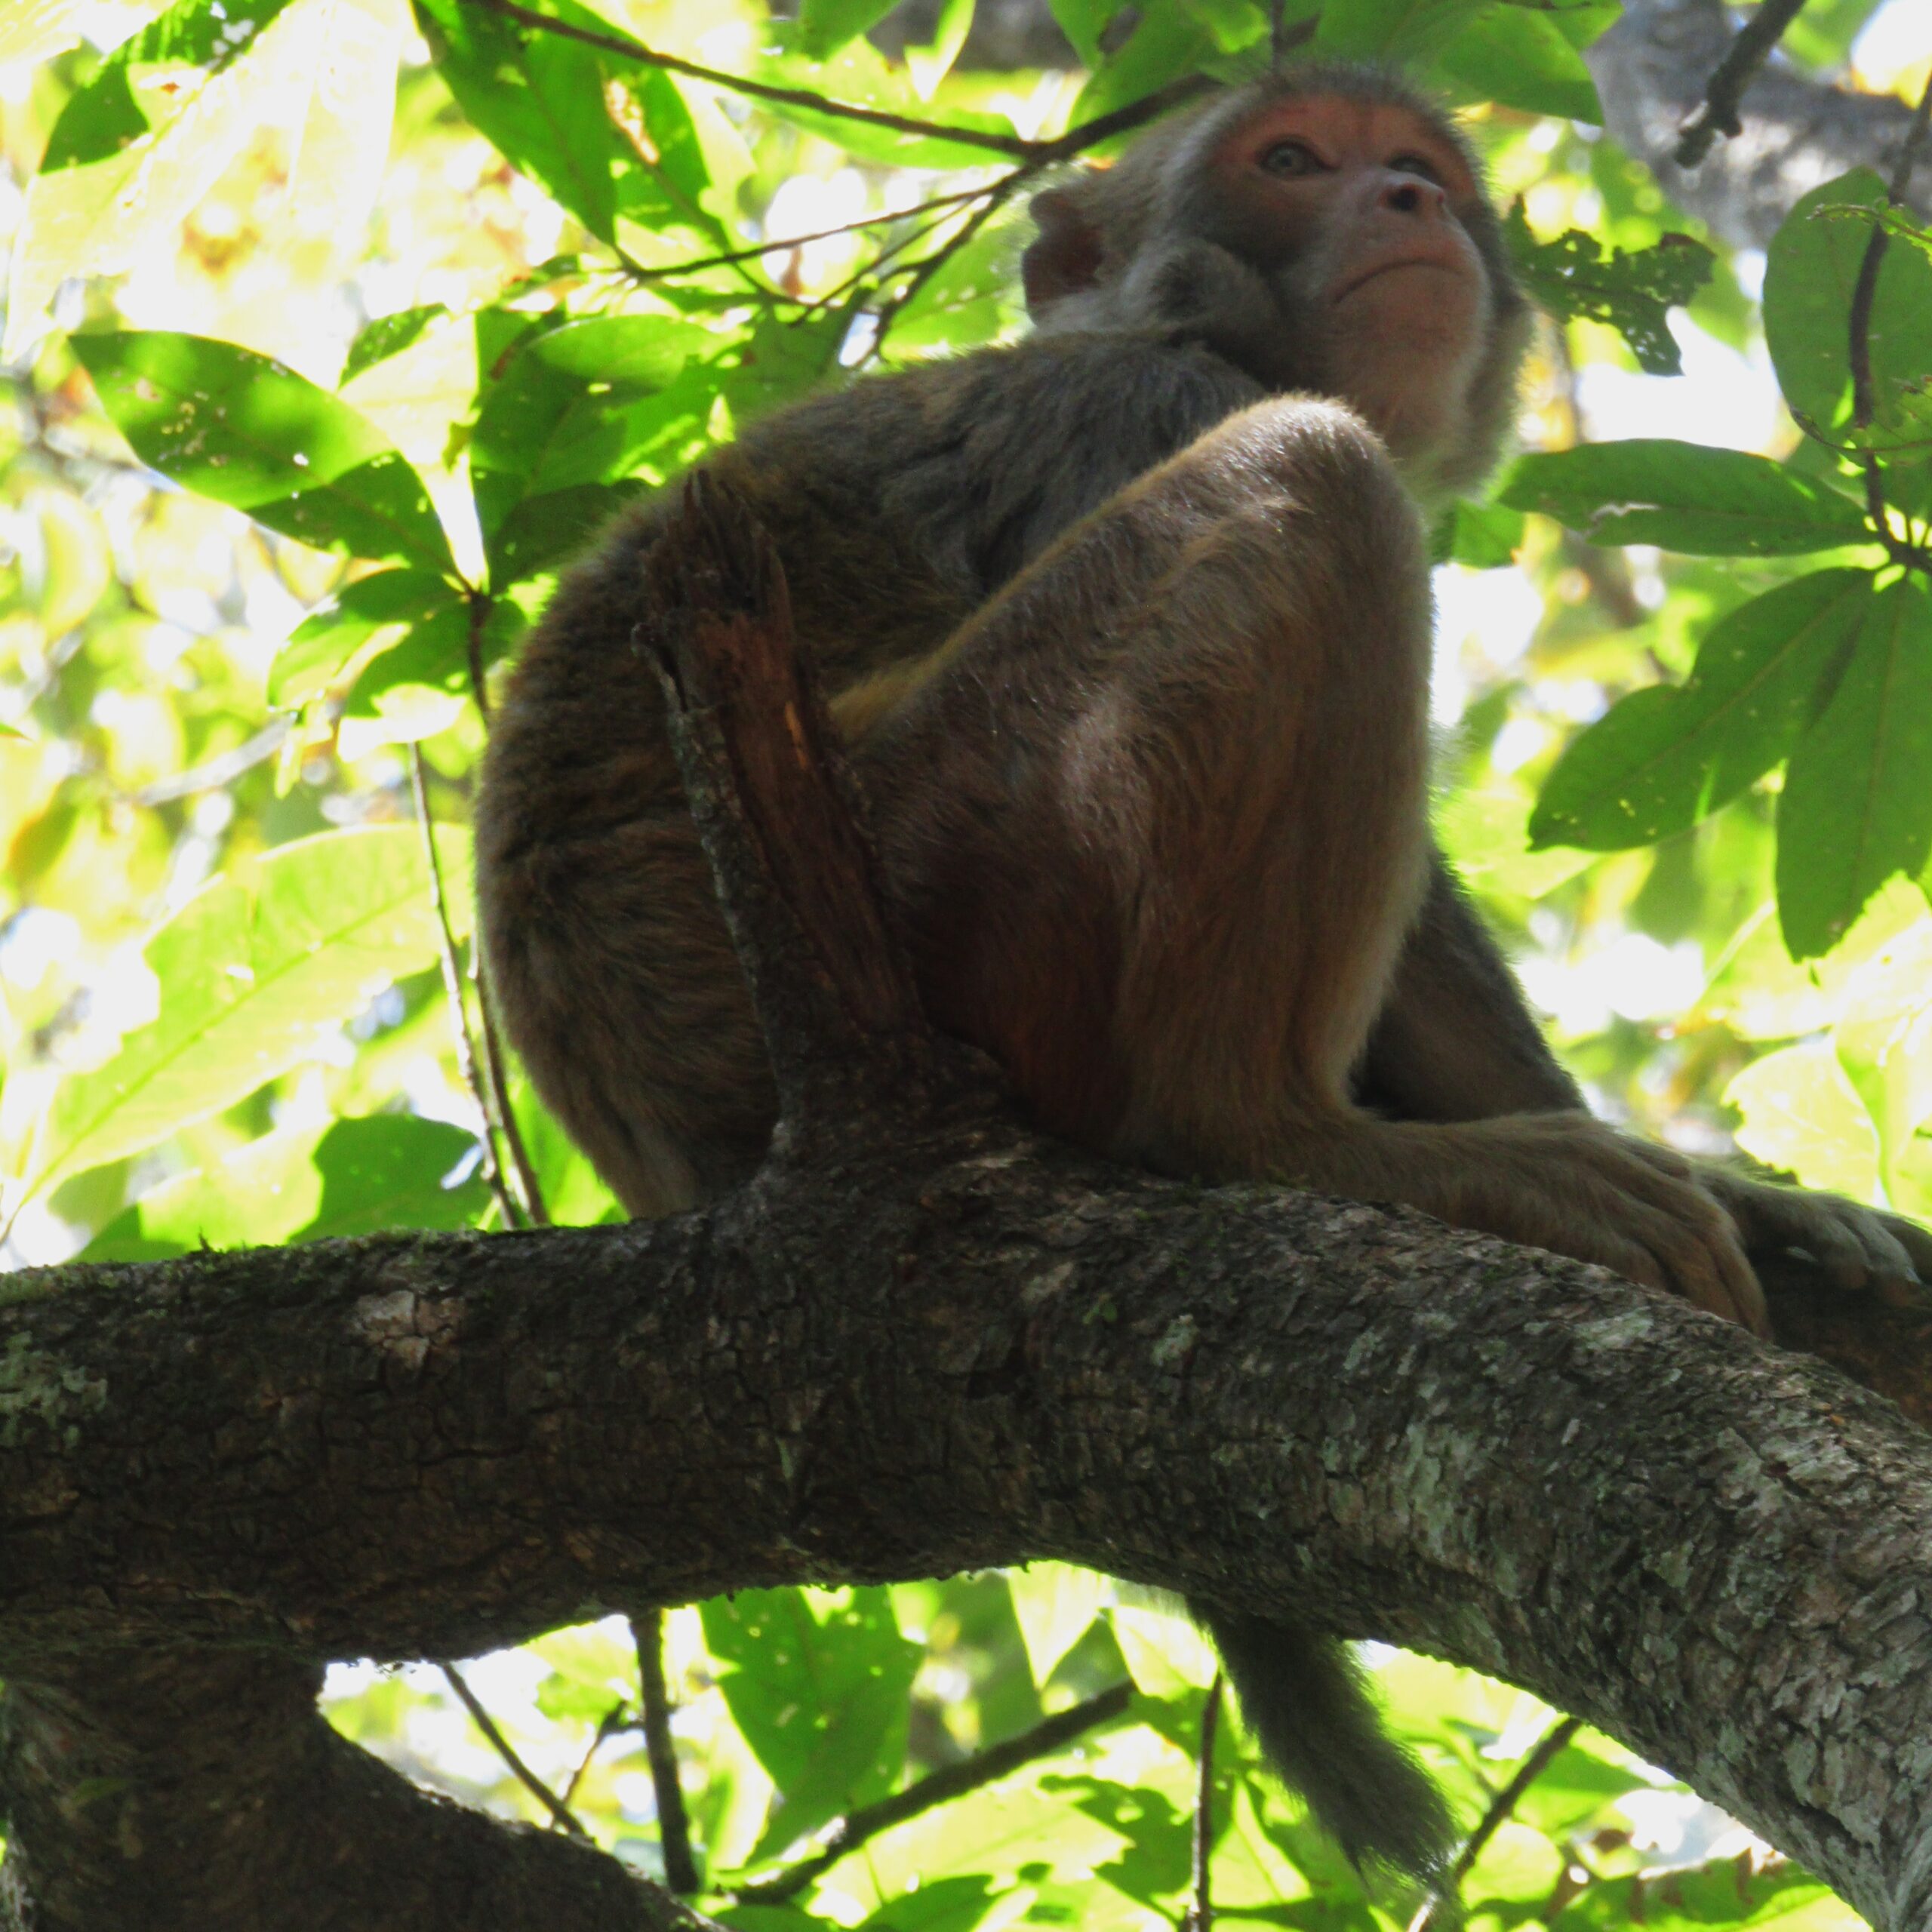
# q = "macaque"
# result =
<box><xmin>475</xmin><ymin>63</ymin><xmax>1932</xmax><ymax>1886</ymax></box>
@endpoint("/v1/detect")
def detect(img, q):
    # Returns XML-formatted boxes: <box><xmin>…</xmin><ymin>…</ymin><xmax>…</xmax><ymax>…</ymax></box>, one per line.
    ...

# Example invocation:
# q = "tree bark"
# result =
<box><xmin>2</xmin><ymin>1140</ymin><xmax>1932</xmax><ymax>1927</ymax></box>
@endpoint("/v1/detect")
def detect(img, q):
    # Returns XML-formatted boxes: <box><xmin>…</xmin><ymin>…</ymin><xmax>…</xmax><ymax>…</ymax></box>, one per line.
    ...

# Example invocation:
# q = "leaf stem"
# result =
<box><xmin>408</xmin><ymin>746</ymin><xmax>521</xmax><ymax>1230</ymax></box>
<box><xmin>1182</xmin><ymin>1675</ymin><xmax>1221</xmax><ymax>1932</ymax></box>
<box><xmin>1848</xmin><ymin>71</ymin><xmax>1932</xmax><ymax>577</ymax></box>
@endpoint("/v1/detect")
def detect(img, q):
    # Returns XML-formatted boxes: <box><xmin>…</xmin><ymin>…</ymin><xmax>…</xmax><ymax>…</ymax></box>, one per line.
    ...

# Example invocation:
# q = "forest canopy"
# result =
<box><xmin>0</xmin><ymin>0</ymin><xmax>1930</xmax><ymax>1927</ymax></box>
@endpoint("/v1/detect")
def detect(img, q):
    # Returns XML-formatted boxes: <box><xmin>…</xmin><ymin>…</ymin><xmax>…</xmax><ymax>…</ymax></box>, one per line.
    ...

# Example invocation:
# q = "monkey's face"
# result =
<box><xmin>1205</xmin><ymin>95</ymin><xmax>1495</xmax><ymax>465</ymax></box>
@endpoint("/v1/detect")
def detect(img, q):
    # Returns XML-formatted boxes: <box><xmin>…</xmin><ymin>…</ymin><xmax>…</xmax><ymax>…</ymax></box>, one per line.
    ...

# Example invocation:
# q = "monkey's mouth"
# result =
<box><xmin>1332</xmin><ymin>256</ymin><xmax>1466</xmax><ymax>301</ymax></box>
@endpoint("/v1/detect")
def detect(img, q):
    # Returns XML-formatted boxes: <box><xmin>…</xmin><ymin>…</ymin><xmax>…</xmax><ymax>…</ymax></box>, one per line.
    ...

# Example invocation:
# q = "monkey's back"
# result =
<box><xmin>477</xmin><ymin>332</ymin><xmax>1262</xmax><ymax>1214</ymax></box>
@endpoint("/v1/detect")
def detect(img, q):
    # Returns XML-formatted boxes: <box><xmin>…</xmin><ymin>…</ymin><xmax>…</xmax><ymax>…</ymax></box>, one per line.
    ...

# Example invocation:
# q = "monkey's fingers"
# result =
<box><xmin>1624</xmin><ymin>1198</ymin><xmax>1767</xmax><ymax>1338</ymax></box>
<box><xmin>1700</xmin><ymin>1171</ymin><xmax>1931</xmax><ymax>1307</ymax></box>
<box><xmin>1559</xmin><ymin>1136</ymin><xmax>1768</xmax><ymax>1337</ymax></box>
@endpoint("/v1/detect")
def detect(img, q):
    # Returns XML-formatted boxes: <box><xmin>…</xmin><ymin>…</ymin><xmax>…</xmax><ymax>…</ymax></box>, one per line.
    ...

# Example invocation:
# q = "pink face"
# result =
<box><xmin>1209</xmin><ymin>96</ymin><xmax>1494</xmax><ymax>461</ymax></box>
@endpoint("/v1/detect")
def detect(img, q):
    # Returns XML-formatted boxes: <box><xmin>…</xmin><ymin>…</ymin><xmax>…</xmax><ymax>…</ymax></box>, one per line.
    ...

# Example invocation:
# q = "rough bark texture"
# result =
<box><xmin>3</xmin><ymin>1140</ymin><xmax>1932</xmax><ymax>1927</ymax></box>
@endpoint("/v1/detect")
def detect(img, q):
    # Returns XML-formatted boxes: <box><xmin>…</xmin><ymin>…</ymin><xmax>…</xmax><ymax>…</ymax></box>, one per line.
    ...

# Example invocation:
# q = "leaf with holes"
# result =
<box><xmin>74</xmin><ymin>331</ymin><xmax>454</xmax><ymax>572</ymax></box>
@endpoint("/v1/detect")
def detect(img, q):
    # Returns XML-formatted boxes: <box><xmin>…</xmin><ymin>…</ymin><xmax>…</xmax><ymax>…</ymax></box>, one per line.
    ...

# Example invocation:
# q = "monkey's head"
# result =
<box><xmin>1023</xmin><ymin>64</ymin><xmax>1530</xmax><ymax>497</ymax></box>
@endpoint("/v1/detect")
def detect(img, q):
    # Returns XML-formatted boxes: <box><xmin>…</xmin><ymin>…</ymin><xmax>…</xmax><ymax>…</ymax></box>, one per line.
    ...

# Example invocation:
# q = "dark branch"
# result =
<box><xmin>1673</xmin><ymin>0</ymin><xmax>1810</xmax><ymax>168</ymax></box>
<box><xmin>1407</xmin><ymin>1716</ymin><xmax>1583</xmax><ymax>1932</ymax></box>
<box><xmin>735</xmin><ymin>1682</ymin><xmax>1135</xmax><ymax>1905</ymax></box>
<box><xmin>641</xmin><ymin>474</ymin><xmax>974</xmax><ymax>1137</ymax></box>
<box><xmin>441</xmin><ymin>1660</ymin><xmax>589</xmax><ymax>1838</ymax></box>
<box><xmin>466</xmin><ymin>0</ymin><xmax>1035</xmax><ymax>155</ymax></box>
<box><xmin>634</xmin><ymin>1611</ymin><xmax>699</xmax><ymax>1894</ymax></box>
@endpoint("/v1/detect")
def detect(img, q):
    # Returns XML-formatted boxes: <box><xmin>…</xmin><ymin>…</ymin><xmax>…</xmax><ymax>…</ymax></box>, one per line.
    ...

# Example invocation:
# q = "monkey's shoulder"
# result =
<box><xmin>735</xmin><ymin>331</ymin><xmax>1269</xmax><ymax>594</ymax></box>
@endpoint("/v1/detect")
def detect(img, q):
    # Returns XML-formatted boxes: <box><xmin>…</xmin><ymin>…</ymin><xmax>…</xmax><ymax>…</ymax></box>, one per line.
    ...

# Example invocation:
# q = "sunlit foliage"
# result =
<box><xmin>1</xmin><ymin>0</ymin><xmax>1928</xmax><ymax>1922</ymax></box>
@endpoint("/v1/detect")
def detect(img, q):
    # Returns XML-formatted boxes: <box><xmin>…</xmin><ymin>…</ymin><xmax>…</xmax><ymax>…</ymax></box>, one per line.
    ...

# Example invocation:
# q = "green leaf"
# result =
<box><xmin>798</xmin><ymin>0</ymin><xmax>900</xmax><ymax>59</ymax></box>
<box><xmin>1177</xmin><ymin>0</ymin><xmax>1271</xmax><ymax>56</ymax></box>
<box><xmin>1109</xmin><ymin>1600</ymin><xmax>1219</xmax><ymax>1695</ymax></box>
<box><xmin>1778</xmin><ymin>576</ymin><xmax>1932</xmax><ymax>959</ymax></box>
<box><xmin>414</xmin><ymin>0</ymin><xmax>620</xmax><ymax>243</ymax></box>
<box><xmin>701</xmin><ymin>1586</ymin><xmax>920</xmax><ymax>1860</ymax></box>
<box><xmin>1548</xmin><ymin>1855</ymin><xmax>1859</xmax><ymax>1927</ymax></box>
<box><xmin>1048</xmin><ymin>0</ymin><xmax>1128</xmax><ymax>66</ymax></box>
<box><xmin>14</xmin><ymin>826</ymin><xmax>474</xmax><ymax>1209</ymax></box>
<box><xmin>1072</xmin><ymin>9</ymin><xmax>1217</xmax><ymax>129</ymax></box>
<box><xmin>1500</xmin><ymin>441</ymin><xmax>1871</xmax><ymax>555</ymax></box>
<box><xmin>1764</xmin><ymin>168</ymin><xmax>1932</xmax><ymax>453</ymax></box>
<box><xmin>469</xmin><ymin>313</ymin><xmax>709</xmax><ymax>553</ymax></box>
<box><xmin>73</xmin><ymin>332</ymin><xmax>455</xmax><ymax>573</ymax></box>
<box><xmin>0</xmin><ymin>0</ymin><xmax>88</xmax><ymax>66</ymax></box>
<box><xmin>83</xmin><ymin>1114</ymin><xmax>487</xmax><ymax>1259</ymax></box>
<box><xmin>4</xmin><ymin>0</ymin><xmax>303</xmax><ymax>360</ymax></box>
<box><xmin>270</xmin><ymin>568</ymin><xmax>465</xmax><ymax>709</ymax></box>
<box><xmin>1504</xmin><ymin>205</ymin><xmax>1714</xmax><ymax>375</ymax></box>
<box><xmin>1435</xmin><ymin>4</ymin><xmax>1602</xmax><ymax>122</ymax></box>
<box><xmin>1529</xmin><ymin>570</ymin><xmax>1875</xmax><ymax>850</ymax></box>
<box><xmin>1008</xmin><ymin>1564</ymin><xmax>1107</xmax><ymax>1688</ymax></box>
<box><xmin>1835</xmin><ymin>920</ymin><xmax>1932</xmax><ymax>1186</ymax></box>
<box><xmin>1315</xmin><ymin>0</ymin><xmax>1490</xmax><ymax>63</ymax></box>
<box><xmin>343</xmin><ymin>304</ymin><xmax>452</xmax><ymax>384</ymax></box>
<box><xmin>1439</xmin><ymin>498</ymin><xmax>1525</xmax><ymax>569</ymax></box>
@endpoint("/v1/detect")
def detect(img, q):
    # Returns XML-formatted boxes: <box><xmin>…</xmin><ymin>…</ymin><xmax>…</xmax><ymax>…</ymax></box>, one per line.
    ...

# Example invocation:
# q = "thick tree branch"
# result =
<box><xmin>2</xmin><ymin>1152</ymin><xmax>1932</xmax><ymax>1924</ymax></box>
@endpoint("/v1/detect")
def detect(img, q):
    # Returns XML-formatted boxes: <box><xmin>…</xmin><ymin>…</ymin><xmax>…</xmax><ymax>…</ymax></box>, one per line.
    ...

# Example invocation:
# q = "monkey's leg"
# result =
<box><xmin>863</xmin><ymin>394</ymin><xmax>1761</xmax><ymax>1331</ymax></box>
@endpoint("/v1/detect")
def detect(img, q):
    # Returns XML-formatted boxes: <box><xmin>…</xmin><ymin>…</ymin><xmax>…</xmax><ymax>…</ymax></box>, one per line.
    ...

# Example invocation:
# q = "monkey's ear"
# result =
<box><xmin>1022</xmin><ymin>188</ymin><xmax>1106</xmax><ymax>315</ymax></box>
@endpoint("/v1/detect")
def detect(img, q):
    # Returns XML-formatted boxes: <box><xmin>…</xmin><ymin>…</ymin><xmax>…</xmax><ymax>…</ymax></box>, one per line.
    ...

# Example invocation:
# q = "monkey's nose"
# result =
<box><xmin>1381</xmin><ymin>178</ymin><xmax>1447</xmax><ymax>220</ymax></box>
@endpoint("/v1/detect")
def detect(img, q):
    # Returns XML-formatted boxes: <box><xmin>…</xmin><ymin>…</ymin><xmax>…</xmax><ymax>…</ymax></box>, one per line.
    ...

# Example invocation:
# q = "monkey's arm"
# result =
<box><xmin>1361</xmin><ymin>856</ymin><xmax>1932</xmax><ymax>1295</ymax></box>
<box><xmin>1355</xmin><ymin>854</ymin><xmax>1580</xmax><ymax>1121</ymax></box>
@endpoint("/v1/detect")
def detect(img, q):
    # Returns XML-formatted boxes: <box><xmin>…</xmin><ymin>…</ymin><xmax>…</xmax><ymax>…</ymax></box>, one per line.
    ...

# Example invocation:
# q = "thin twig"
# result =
<box><xmin>1182</xmin><ymin>1675</ymin><xmax>1222</xmax><ymax>1932</ymax></box>
<box><xmin>468</xmin><ymin>0</ymin><xmax>1208</xmax><ymax>168</ymax></box>
<box><xmin>464</xmin><ymin>590</ymin><xmax>492</xmax><ymax>718</ymax></box>
<box><xmin>868</xmin><ymin>173</ymin><xmax>1031</xmax><ymax>358</ymax></box>
<box><xmin>441</xmin><ymin>1660</ymin><xmax>590</xmax><ymax>1839</ymax></box>
<box><xmin>474</xmin><ymin>971</ymin><xmax>549</xmax><ymax>1224</ymax></box>
<box><xmin>1848</xmin><ymin>71</ymin><xmax>1932</xmax><ymax>576</ymax></box>
<box><xmin>1407</xmin><ymin>1715</ymin><xmax>1583</xmax><ymax>1932</ymax></box>
<box><xmin>467</xmin><ymin>0</ymin><xmax>1035</xmax><ymax>155</ymax></box>
<box><xmin>735</xmin><ymin>1681</ymin><xmax>1134</xmax><ymax>1905</ymax></box>
<box><xmin>409</xmin><ymin>746</ymin><xmax>522</xmax><ymax>1230</ymax></box>
<box><xmin>560</xmin><ymin>1699</ymin><xmax>633</xmax><ymax>1810</ymax></box>
<box><xmin>627</xmin><ymin>184</ymin><xmax>995</xmax><ymax>287</ymax></box>
<box><xmin>1674</xmin><ymin>0</ymin><xmax>1810</xmax><ymax>168</ymax></box>
<box><xmin>634</xmin><ymin>1611</ymin><xmax>700</xmax><ymax>1894</ymax></box>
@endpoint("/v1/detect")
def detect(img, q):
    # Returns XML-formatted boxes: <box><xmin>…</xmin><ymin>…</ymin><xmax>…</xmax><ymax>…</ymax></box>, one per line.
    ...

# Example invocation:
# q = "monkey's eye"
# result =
<box><xmin>1257</xmin><ymin>139</ymin><xmax>1326</xmax><ymax>178</ymax></box>
<box><xmin>1389</xmin><ymin>152</ymin><xmax>1444</xmax><ymax>185</ymax></box>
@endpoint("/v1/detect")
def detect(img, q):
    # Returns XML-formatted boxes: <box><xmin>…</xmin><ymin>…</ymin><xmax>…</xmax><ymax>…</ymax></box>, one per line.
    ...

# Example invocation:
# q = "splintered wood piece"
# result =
<box><xmin>642</xmin><ymin>470</ymin><xmax>931</xmax><ymax>1116</ymax></box>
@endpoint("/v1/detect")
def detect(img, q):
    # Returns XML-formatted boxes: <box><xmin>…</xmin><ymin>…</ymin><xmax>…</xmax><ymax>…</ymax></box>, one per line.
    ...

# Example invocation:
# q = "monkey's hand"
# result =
<box><xmin>1409</xmin><ymin>1115</ymin><xmax>1767</xmax><ymax>1334</ymax></box>
<box><xmin>1689</xmin><ymin>1164</ymin><xmax>1932</xmax><ymax>1306</ymax></box>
